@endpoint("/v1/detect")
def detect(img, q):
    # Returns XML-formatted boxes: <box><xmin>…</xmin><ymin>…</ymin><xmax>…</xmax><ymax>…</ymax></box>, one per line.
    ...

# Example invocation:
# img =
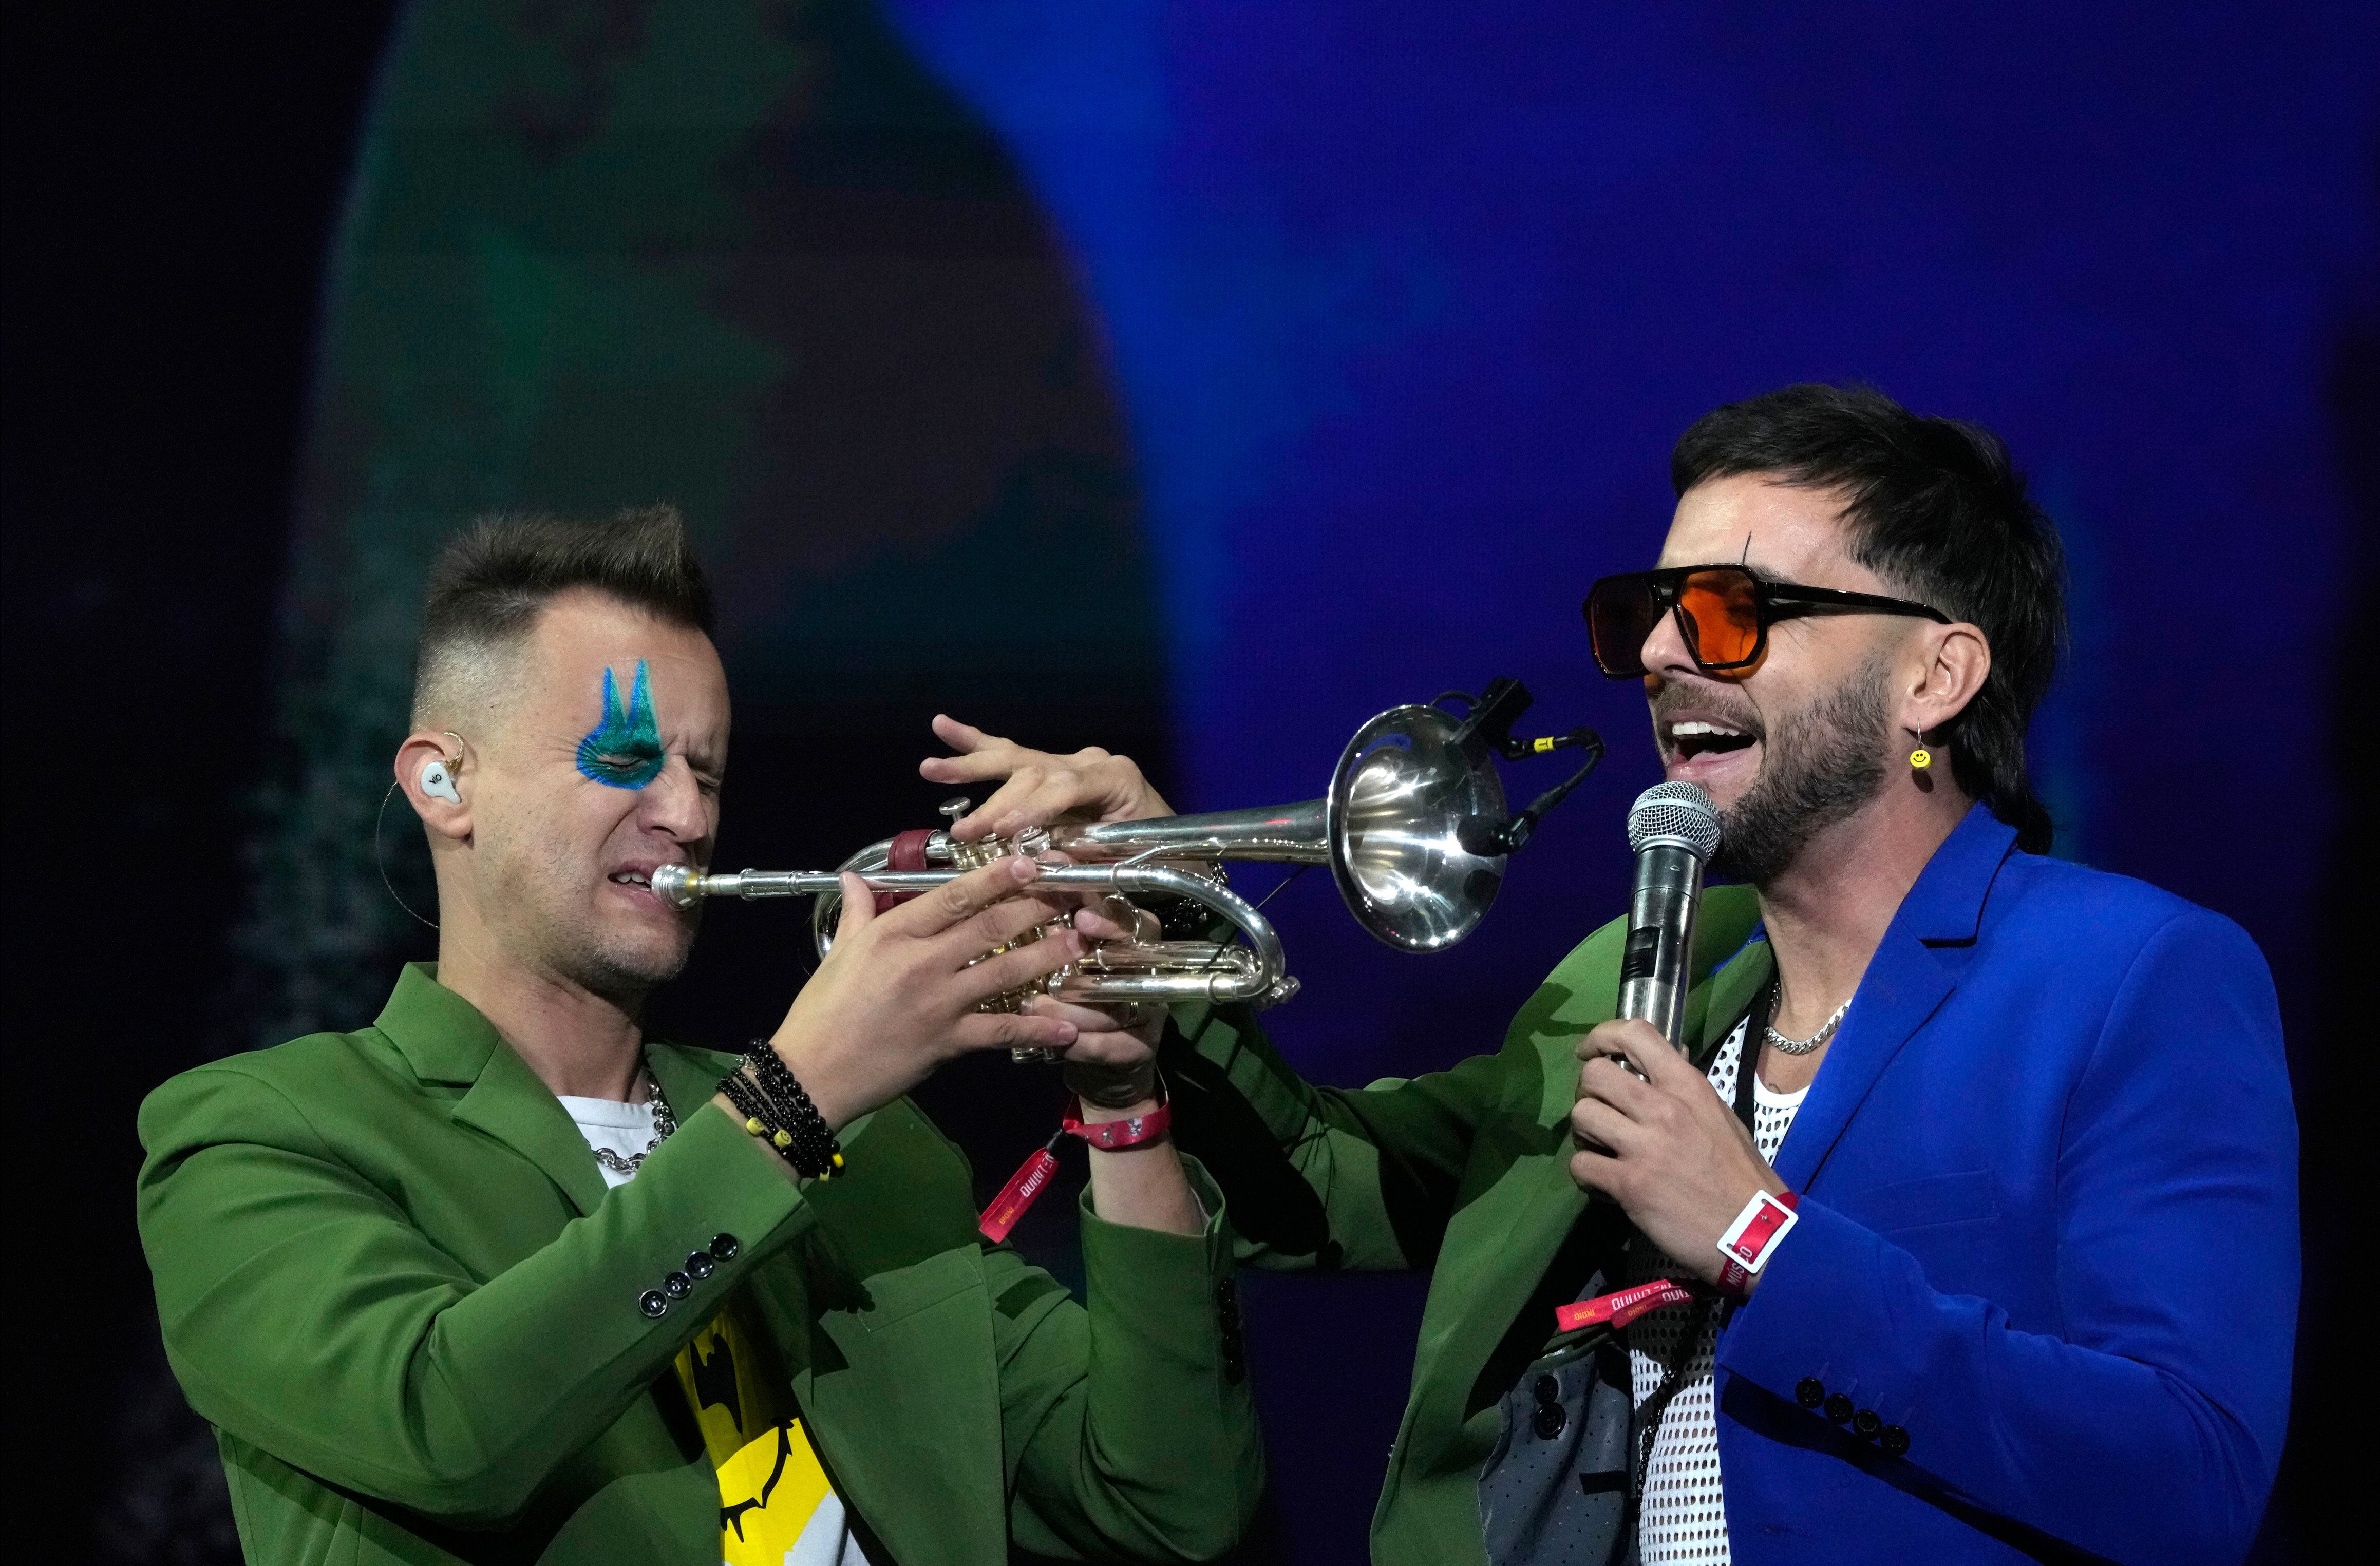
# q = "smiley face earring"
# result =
<box><xmin>1907</xmin><ymin>728</ymin><xmax>1933</xmax><ymax>772</ymax></box>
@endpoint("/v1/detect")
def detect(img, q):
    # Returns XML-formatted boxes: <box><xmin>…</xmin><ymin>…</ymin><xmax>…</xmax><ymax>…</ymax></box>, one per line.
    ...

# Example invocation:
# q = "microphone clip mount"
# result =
<box><xmin>1438</xmin><ymin>678</ymin><xmax>1606</xmax><ymax>857</ymax></box>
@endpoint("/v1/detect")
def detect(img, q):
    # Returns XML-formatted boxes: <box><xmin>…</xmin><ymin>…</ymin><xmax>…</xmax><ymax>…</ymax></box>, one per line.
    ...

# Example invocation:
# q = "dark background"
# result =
<box><xmin>14</xmin><ymin>2</ymin><xmax>2371</xmax><ymax>1560</ymax></box>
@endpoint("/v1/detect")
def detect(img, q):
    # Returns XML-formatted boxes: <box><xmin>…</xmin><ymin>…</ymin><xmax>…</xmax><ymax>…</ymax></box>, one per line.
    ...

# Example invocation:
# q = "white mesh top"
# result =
<box><xmin>1625</xmin><ymin>1017</ymin><xmax>1806</xmax><ymax>1564</ymax></box>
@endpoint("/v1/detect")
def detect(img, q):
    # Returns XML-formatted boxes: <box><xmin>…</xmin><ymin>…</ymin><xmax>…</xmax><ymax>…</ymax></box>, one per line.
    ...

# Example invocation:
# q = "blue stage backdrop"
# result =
<box><xmin>883</xmin><ymin>0</ymin><xmax>2372</xmax><ymax>1082</ymax></box>
<box><xmin>234</xmin><ymin>4</ymin><xmax>2372</xmax><ymax>1562</ymax></box>
<box><xmin>872</xmin><ymin>13</ymin><xmax>2373</xmax><ymax>1550</ymax></box>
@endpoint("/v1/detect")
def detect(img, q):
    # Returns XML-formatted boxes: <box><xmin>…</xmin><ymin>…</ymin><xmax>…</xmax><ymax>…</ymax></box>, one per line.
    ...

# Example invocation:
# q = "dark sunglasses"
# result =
<box><xmin>1583</xmin><ymin>564</ymin><xmax>1951</xmax><ymax>679</ymax></box>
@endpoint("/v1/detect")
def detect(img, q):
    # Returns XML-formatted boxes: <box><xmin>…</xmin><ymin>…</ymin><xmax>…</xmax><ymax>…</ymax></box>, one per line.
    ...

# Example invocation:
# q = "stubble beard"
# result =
<box><xmin>1710</xmin><ymin>652</ymin><xmax>1894</xmax><ymax>887</ymax></box>
<box><xmin>551</xmin><ymin>914</ymin><xmax>694</xmax><ymax>1008</ymax></box>
<box><xmin>486</xmin><ymin>838</ymin><xmax>697</xmax><ymax>1008</ymax></box>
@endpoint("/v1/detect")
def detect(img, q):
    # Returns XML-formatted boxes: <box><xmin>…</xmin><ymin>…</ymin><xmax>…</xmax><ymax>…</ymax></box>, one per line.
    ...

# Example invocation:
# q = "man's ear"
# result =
<box><xmin>396</xmin><ymin>732</ymin><xmax>473</xmax><ymax>841</ymax></box>
<box><xmin>1904</xmin><ymin>621</ymin><xmax>1992</xmax><ymax>737</ymax></box>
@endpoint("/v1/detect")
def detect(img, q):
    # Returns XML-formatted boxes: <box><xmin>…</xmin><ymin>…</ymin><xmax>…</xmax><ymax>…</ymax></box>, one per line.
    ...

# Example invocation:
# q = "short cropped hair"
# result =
<box><xmin>1672</xmin><ymin>385</ymin><xmax>2066</xmax><ymax>854</ymax></box>
<box><xmin>410</xmin><ymin>505</ymin><xmax>715</xmax><ymax>726</ymax></box>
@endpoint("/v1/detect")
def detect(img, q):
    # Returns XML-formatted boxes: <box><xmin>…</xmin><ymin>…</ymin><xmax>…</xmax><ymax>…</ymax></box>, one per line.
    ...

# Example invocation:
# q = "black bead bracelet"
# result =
<box><xmin>716</xmin><ymin>1070</ymin><xmax>793</xmax><ymax>1160</ymax></box>
<box><xmin>720</xmin><ymin>1043</ymin><xmax>843</xmax><ymax>1179</ymax></box>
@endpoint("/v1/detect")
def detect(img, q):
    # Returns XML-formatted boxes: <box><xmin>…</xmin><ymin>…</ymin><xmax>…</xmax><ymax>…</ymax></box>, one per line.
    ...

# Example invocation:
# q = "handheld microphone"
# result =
<box><xmin>1617</xmin><ymin>781</ymin><xmax>1722</xmax><ymax>1050</ymax></box>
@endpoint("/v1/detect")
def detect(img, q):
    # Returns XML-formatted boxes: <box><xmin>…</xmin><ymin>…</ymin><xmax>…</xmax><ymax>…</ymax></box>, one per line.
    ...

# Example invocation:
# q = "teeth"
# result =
<box><xmin>1672</xmin><ymin>721</ymin><xmax>1745</xmax><ymax>738</ymax></box>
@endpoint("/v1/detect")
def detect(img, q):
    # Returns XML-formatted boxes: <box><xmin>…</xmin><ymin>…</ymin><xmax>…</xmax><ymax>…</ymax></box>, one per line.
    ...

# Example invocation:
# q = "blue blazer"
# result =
<box><xmin>1713</xmin><ymin>806</ymin><xmax>2298</xmax><ymax>1563</ymax></box>
<box><xmin>1169</xmin><ymin>803</ymin><xmax>2297</xmax><ymax>1564</ymax></box>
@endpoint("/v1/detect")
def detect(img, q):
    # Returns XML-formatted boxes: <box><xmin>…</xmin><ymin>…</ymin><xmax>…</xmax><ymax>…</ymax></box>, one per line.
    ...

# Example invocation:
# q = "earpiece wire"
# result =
<box><xmin>374</xmin><ymin>779</ymin><xmax>440</xmax><ymax>930</ymax></box>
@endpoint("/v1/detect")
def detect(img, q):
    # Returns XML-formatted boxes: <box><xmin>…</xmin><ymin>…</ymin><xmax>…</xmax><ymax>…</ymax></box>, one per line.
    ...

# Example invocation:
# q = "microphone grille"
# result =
<box><xmin>1628</xmin><ymin>781</ymin><xmax>1721</xmax><ymax>861</ymax></box>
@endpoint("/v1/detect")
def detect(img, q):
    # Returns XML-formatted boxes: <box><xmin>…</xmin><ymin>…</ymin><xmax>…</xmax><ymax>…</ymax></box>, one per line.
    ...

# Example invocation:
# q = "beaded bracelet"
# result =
<box><xmin>717</xmin><ymin>1069</ymin><xmax>798</xmax><ymax>1161</ymax></box>
<box><xmin>735</xmin><ymin>1043</ymin><xmax>845</xmax><ymax>1180</ymax></box>
<box><xmin>757</xmin><ymin>1042</ymin><xmax>852</xmax><ymax>1175</ymax></box>
<box><xmin>717</xmin><ymin>1065</ymin><xmax>842</xmax><ymax>1180</ymax></box>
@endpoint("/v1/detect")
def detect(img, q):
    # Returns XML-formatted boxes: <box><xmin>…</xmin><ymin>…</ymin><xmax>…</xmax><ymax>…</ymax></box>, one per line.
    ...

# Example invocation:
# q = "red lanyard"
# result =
<box><xmin>978</xmin><ymin>1084</ymin><xmax>1174</xmax><ymax>1243</ymax></box>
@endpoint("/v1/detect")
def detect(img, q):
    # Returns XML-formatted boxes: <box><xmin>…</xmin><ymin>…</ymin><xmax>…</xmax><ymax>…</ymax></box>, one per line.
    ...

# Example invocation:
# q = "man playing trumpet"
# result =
<box><xmin>137</xmin><ymin>506</ymin><xmax>1260</xmax><ymax>1566</ymax></box>
<box><xmin>926</xmin><ymin>384</ymin><xmax>2298</xmax><ymax>1565</ymax></box>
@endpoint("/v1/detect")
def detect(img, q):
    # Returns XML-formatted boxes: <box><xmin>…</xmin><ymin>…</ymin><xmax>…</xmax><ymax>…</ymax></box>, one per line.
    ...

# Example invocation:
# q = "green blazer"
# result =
<box><xmin>1159</xmin><ymin>886</ymin><xmax>1768</xmax><ymax>1565</ymax></box>
<box><xmin>138</xmin><ymin>964</ymin><xmax>1262</xmax><ymax>1566</ymax></box>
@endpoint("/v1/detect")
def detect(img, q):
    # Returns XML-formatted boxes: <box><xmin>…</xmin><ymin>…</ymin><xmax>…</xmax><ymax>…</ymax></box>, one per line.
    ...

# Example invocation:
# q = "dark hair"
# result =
<box><xmin>1671</xmin><ymin>384</ymin><xmax>2066</xmax><ymax>854</ymax></box>
<box><xmin>411</xmin><ymin>505</ymin><xmax>714</xmax><ymax>721</ymax></box>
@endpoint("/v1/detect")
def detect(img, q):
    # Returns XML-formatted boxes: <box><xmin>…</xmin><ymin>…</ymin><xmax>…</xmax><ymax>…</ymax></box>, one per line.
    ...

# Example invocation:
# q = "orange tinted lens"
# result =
<box><xmin>1676</xmin><ymin>570</ymin><xmax>1761</xmax><ymax>667</ymax></box>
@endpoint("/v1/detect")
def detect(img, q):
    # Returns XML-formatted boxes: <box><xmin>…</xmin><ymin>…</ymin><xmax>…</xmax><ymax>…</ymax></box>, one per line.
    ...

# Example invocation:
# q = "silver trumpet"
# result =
<box><xmin>652</xmin><ymin>682</ymin><xmax>1600</xmax><ymax>1059</ymax></box>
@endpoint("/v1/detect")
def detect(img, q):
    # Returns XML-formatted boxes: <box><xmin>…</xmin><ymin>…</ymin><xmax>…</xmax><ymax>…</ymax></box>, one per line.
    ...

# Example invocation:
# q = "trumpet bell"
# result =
<box><xmin>1327</xmin><ymin>703</ymin><xmax>1507</xmax><ymax>952</ymax></box>
<box><xmin>709</xmin><ymin>684</ymin><xmax>1584</xmax><ymax>1034</ymax></box>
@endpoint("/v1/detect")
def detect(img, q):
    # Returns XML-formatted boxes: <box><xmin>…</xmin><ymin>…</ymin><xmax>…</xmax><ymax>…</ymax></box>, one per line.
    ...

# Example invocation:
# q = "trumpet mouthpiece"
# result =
<box><xmin>651</xmin><ymin>864</ymin><xmax>703</xmax><ymax>908</ymax></box>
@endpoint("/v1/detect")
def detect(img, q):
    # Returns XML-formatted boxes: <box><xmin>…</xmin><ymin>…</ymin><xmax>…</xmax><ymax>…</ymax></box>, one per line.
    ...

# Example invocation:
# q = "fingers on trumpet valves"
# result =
<box><xmin>922</xmin><ymin>852</ymin><xmax>1043</xmax><ymax>928</ymax></box>
<box><xmin>960</xmin><ymin>891</ymin><xmax>1076</xmax><ymax>954</ymax></box>
<box><xmin>952</xmin><ymin>1007</ymin><xmax>1075</xmax><ymax>1058</ymax></box>
<box><xmin>960</xmin><ymin>931</ymin><xmax>1083</xmax><ymax>1012</ymax></box>
<box><xmin>1057</xmin><ymin>892</ymin><xmax>1146</xmax><ymax>944</ymax></box>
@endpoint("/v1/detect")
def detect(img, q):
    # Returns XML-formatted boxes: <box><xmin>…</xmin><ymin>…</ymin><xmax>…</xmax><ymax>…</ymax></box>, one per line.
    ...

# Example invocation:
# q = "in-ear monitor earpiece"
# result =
<box><xmin>421</xmin><ymin>757</ymin><xmax>461</xmax><ymax>804</ymax></box>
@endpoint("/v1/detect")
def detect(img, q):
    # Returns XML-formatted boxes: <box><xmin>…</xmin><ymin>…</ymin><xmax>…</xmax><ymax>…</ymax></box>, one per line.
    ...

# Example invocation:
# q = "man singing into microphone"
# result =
<box><xmin>923</xmin><ymin>384</ymin><xmax>2298</xmax><ymax>1563</ymax></box>
<box><xmin>137</xmin><ymin>507</ymin><xmax>1259</xmax><ymax>1565</ymax></box>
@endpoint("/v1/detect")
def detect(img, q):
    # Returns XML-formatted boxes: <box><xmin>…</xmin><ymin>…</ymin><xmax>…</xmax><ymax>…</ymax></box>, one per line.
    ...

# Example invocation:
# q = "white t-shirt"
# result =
<box><xmin>557</xmin><ymin>1094</ymin><xmax>661</xmax><ymax>1189</ymax></box>
<box><xmin>558</xmin><ymin>1093</ymin><xmax>868</xmax><ymax>1566</ymax></box>
<box><xmin>1625</xmin><ymin>1016</ymin><xmax>1808</xmax><ymax>1565</ymax></box>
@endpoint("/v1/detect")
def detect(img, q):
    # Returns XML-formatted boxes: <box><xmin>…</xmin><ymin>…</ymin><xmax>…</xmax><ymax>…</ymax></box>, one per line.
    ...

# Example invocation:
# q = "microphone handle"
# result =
<box><xmin>1616</xmin><ymin>843</ymin><xmax>1706</xmax><ymax>1051</ymax></box>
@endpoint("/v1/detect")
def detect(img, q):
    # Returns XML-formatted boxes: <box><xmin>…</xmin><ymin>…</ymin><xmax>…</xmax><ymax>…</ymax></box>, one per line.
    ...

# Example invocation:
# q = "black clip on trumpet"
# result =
<box><xmin>1442</xmin><ymin>677</ymin><xmax>1606</xmax><ymax>857</ymax></box>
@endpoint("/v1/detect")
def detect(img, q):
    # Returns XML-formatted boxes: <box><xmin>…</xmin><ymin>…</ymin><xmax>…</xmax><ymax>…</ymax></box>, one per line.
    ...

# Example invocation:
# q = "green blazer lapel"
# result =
<box><xmin>1688</xmin><ymin>933</ymin><xmax>1774</xmax><ymax>1068</ymax></box>
<box><xmin>451</xmin><ymin>1041</ymin><xmax>611</xmax><ymax>1217</ymax></box>
<box><xmin>1457</xmin><ymin>919</ymin><xmax>1780</xmax><ymax>1313</ymax></box>
<box><xmin>647</xmin><ymin>1041</ymin><xmax>739</xmax><ymax>1127</ymax></box>
<box><xmin>1448</xmin><ymin>910</ymin><xmax>1773</xmax><ymax>1352</ymax></box>
<box><xmin>802</xmin><ymin>1247</ymin><xmax>1007</xmax><ymax>1566</ymax></box>
<box><xmin>373</xmin><ymin>965</ymin><xmax>611</xmax><ymax>1218</ymax></box>
<box><xmin>1399</xmin><ymin>891</ymin><xmax>1771</xmax><ymax>1465</ymax></box>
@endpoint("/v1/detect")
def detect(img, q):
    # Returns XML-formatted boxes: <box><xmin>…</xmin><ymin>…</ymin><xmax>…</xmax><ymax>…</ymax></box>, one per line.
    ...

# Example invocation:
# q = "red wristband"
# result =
<box><xmin>977</xmin><ymin>1079</ymin><xmax>1171</xmax><ymax>1242</ymax></box>
<box><xmin>1061</xmin><ymin>1093</ymin><xmax>1172</xmax><ymax>1149</ymax></box>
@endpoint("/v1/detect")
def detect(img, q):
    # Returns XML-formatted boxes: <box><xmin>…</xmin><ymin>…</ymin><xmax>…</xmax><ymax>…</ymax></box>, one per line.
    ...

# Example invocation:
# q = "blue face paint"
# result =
<box><xmin>575</xmin><ymin>661</ymin><xmax>667</xmax><ymax>789</ymax></box>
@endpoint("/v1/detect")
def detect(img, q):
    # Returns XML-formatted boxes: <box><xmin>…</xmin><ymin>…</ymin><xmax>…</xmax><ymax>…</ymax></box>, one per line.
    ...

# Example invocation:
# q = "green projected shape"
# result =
<box><xmin>577</xmin><ymin>662</ymin><xmax>666</xmax><ymax>789</ymax></box>
<box><xmin>243</xmin><ymin>0</ymin><xmax>1161</xmax><ymax>1052</ymax></box>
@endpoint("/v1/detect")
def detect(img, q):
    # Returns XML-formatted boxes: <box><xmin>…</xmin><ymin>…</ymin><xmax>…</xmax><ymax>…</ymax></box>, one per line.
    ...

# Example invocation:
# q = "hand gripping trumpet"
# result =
<box><xmin>652</xmin><ymin>679</ymin><xmax>1601</xmax><ymax>1059</ymax></box>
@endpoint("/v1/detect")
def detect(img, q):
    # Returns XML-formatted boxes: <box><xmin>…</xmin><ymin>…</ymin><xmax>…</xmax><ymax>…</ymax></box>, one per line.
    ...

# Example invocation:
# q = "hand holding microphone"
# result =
<box><xmin>1566</xmin><ymin>782</ymin><xmax>1782</xmax><ymax>1282</ymax></box>
<box><xmin>1615</xmin><ymin>781</ymin><xmax>1723</xmax><ymax>1049</ymax></box>
<box><xmin>1583</xmin><ymin>781</ymin><xmax>1721</xmax><ymax>1090</ymax></box>
<box><xmin>1568</xmin><ymin>1015</ymin><xmax>1782</xmax><ymax>1285</ymax></box>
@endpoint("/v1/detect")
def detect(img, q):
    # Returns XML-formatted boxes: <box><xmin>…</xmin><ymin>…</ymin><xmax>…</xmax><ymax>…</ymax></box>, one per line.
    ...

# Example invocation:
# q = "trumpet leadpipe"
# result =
<box><xmin>652</xmin><ymin>866</ymin><xmax>947</xmax><ymax>904</ymax></box>
<box><xmin>651</xmin><ymin>861</ymin><xmax>1292</xmax><ymax>1007</ymax></box>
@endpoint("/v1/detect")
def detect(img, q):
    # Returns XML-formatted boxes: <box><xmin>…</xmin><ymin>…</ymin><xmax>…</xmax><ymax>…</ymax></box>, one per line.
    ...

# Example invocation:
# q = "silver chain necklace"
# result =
<box><xmin>1765</xmin><ymin>998</ymin><xmax>1851</xmax><ymax>1057</ymax></box>
<box><xmin>589</xmin><ymin>1063</ymin><xmax>678</xmax><ymax>1178</ymax></box>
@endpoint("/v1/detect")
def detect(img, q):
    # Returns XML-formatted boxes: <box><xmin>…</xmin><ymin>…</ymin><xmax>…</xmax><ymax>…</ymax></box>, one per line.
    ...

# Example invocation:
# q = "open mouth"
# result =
<box><xmin>1668</xmin><ymin>719</ymin><xmax>1758</xmax><ymax>761</ymax></box>
<box><xmin>608</xmin><ymin>870</ymin><xmax>653</xmax><ymax>888</ymax></box>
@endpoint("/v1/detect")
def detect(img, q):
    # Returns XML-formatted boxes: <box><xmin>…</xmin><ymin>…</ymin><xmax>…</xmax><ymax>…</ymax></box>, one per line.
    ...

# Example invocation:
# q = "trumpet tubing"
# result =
<box><xmin>658</xmin><ymin>687</ymin><xmax>1596</xmax><ymax>1062</ymax></box>
<box><xmin>652</xmin><ymin>860</ymin><xmax>1292</xmax><ymax>1009</ymax></box>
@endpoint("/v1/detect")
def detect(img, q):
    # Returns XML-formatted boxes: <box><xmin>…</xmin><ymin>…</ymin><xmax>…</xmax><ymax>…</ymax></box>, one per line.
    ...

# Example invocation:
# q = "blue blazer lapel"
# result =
<box><xmin>1772</xmin><ymin>807</ymin><xmax>2017</xmax><ymax>1191</ymax></box>
<box><xmin>1770</xmin><ymin>931</ymin><xmax>1954</xmax><ymax>1191</ymax></box>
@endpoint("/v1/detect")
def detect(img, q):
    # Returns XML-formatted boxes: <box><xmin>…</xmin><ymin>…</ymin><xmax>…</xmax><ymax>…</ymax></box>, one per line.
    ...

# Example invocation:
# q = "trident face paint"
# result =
<box><xmin>576</xmin><ymin>661</ymin><xmax>667</xmax><ymax>789</ymax></box>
